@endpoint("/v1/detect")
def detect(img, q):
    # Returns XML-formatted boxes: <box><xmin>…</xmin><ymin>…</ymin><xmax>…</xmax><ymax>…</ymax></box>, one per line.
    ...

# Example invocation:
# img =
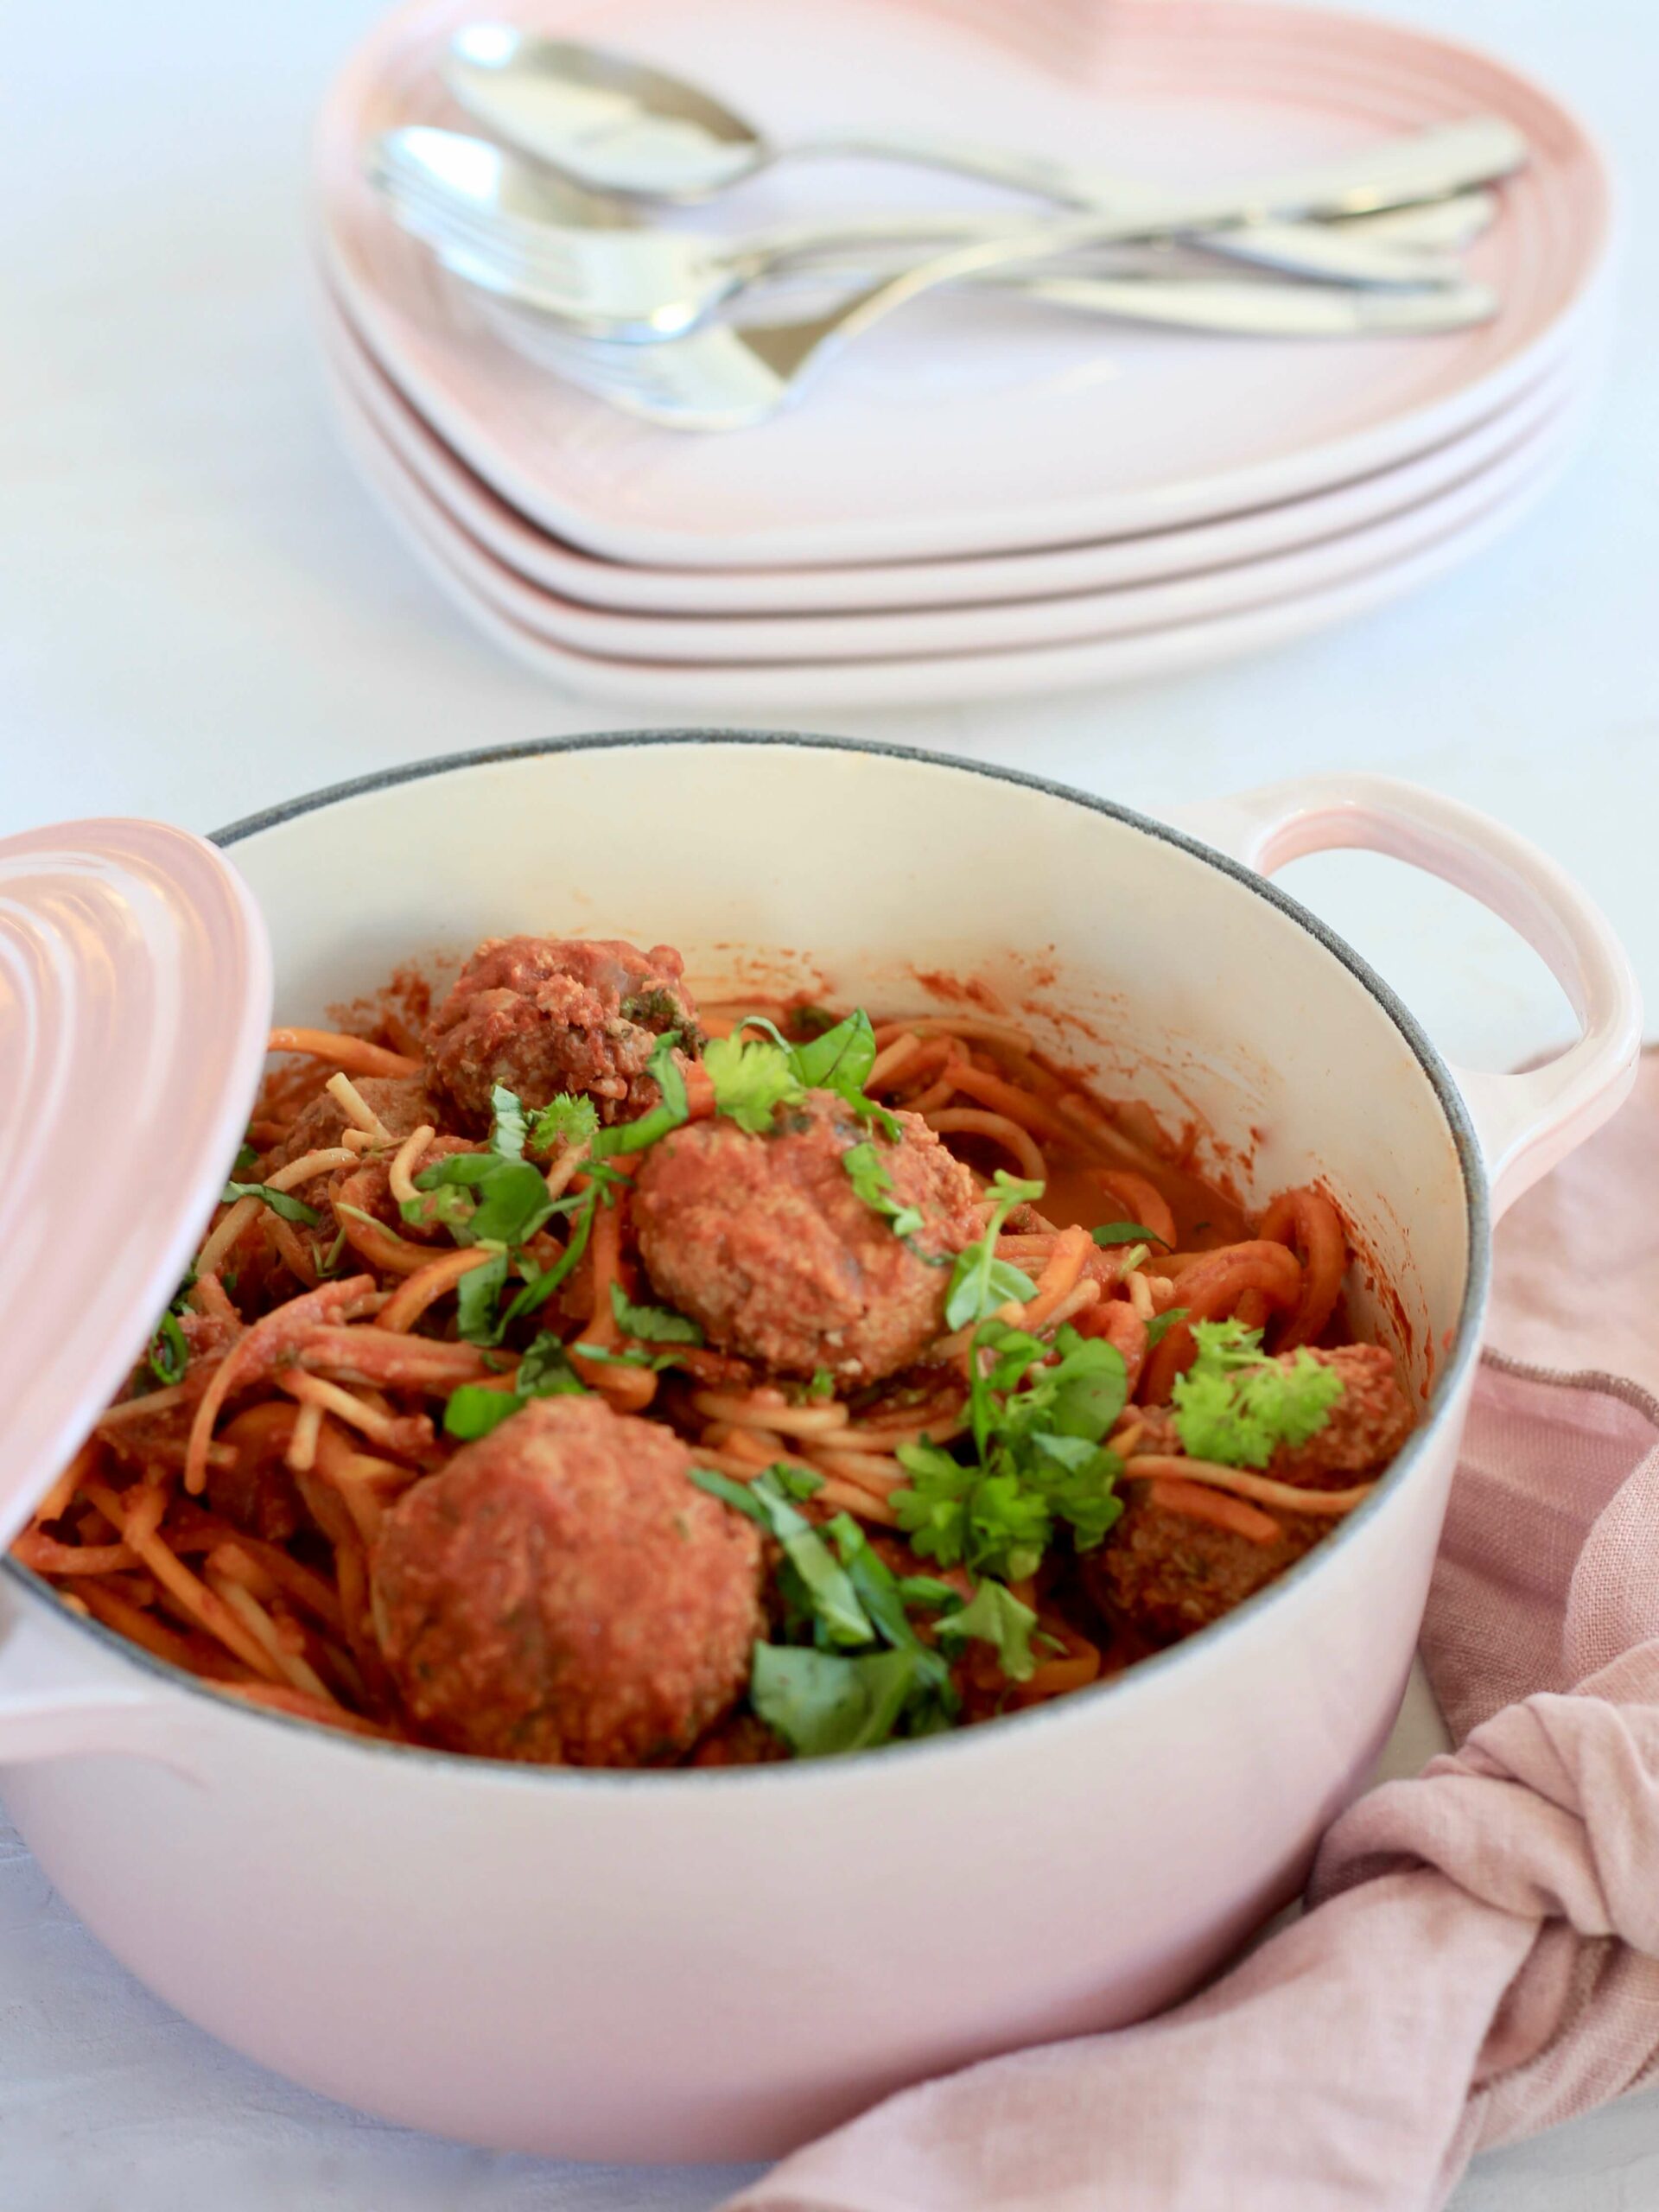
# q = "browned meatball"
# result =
<box><xmin>1089</xmin><ymin>1343</ymin><xmax>1414</xmax><ymax>1646</ymax></box>
<box><xmin>267</xmin><ymin>1074</ymin><xmax>437</xmax><ymax>1168</ymax></box>
<box><xmin>423</xmin><ymin>936</ymin><xmax>699</xmax><ymax>1131</ymax></box>
<box><xmin>371</xmin><ymin>1395</ymin><xmax>763</xmax><ymax>1766</ymax></box>
<box><xmin>632</xmin><ymin>1091</ymin><xmax>980</xmax><ymax>1385</ymax></box>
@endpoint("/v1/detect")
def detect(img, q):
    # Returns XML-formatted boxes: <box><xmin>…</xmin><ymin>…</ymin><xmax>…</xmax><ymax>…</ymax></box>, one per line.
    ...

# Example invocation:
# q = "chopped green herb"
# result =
<box><xmin>311</xmin><ymin>1225</ymin><xmax>349</xmax><ymax>1279</ymax></box>
<box><xmin>1091</xmin><ymin>1220</ymin><xmax>1170</xmax><ymax>1249</ymax></box>
<box><xmin>222</xmin><ymin>1179</ymin><xmax>322</xmax><ymax>1227</ymax></box>
<box><xmin>1170</xmin><ymin>1319</ymin><xmax>1344</xmax><ymax>1469</ymax></box>
<box><xmin>703</xmin><ymin>1033</ymin><xmax>804</xmax><ymax>1135</ymax></box>
<box><xmin>935</xmin><ymin>1579</ymin><xmax>1039</xmax><ymax>1682</ymax></box>
<box><xmin>943</xmin><ymin>1169</ymin><xmax>1045</xmax><ymax>1332</ymax></box>
<box><xmin>442</xmin><ymin>1331</ymin><xmax>587</xmax><ymax>1439</ymax></box>
<box><xmin>1144</xmin><ymin>1306</ymin><xmax>1189</xmax><ymax>1348</ymax></box>
<box><xmin>529</xmin><ymin>1091</ymin><xmax>600</xmax><ymax>1155</ymax></box>
<box><xmin>749</xmin><ymin>1643</ymin><xmax>938</xmax><ymax>1759</ymax></box>
<box><xmin>690</xmin><ymin>1466</ymin><xmax>872</xmax><ymax>1648</ymax></box>
<box><xmin>806</xmin><ymin>1369</ymin><xmax>835</xmax><ymax>1402</ymax></box>
<box><xmin>891</xmin><ymin>1321</ymin><xmax>1127</xmax><ymax>1580</ymax></box>
<box><xmin>619</xmin><ymin>987</ymin><xmax>686</xmax><ymax>1033</ymax></box>
<box><xmin>488</xmin><ymin>1085</ymin><xmax>530</xmax><ymax>1160</ymax></box>
<box><xmin>841</xmin><ymin>1139</ymin><xmax>925</xmax><ymax>1240</ymax></box>
<box><xmin>593</xmin><ymin>1032</ymin><xmax>690</xmax><ymax>1157</ymax></box>
<box><xmin>147</xmin><ymin>1309</ymin><xmax>189</xmax><ymax>1388</ymax></box>
<box><xmin>608</xmin><ymin>1281</ymin><xmax>703</xmax><ymax>1345</ymax></box>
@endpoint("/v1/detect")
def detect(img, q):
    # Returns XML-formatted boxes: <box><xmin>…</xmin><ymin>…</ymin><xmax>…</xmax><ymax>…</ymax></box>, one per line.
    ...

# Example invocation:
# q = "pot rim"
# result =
<box><xmin>4</xmin><ymin>728</ymin><xmax>1491</xmax><ymax>1788</ymax></box>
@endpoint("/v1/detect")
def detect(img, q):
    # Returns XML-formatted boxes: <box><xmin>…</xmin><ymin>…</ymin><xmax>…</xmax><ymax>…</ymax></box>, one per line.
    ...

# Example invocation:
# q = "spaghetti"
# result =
<box><xmin>16</xmin><ymin>935</ymin><xmax>1415</xmax><ymax>1765</ymax></box>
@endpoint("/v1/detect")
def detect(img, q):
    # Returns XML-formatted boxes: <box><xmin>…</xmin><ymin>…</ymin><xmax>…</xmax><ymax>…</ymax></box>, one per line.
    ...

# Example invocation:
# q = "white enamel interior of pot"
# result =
<box><xmin>0</xmin><ymin>739</ymin><xmax>1484</xmax><ymax>2161</ymax></box>
<box><xmin>236</xmin><ymin>739</ymin><xmax>1473</xmax><ymax>1388</ymax></box>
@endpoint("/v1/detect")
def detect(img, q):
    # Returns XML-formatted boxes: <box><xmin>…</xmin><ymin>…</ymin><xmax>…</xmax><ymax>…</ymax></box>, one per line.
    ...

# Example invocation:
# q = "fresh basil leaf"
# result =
<box><xmin>222</xmin><ymin>1179</ymin><xmax>322</xmax><ymax>1227</ymax></box>
<box><xmin>807</xmin><ymin>1369</ymin><xmax>836</xmax><ymax>1402</ymax></box>
<box><xmin>608</xmin><ymin>1281</ymin><xmax>703</xmax><ymax>1344</ymax></box>
<box><xmin>1091</xmin><ymin>1220</ymin><xmax>1170</xmax><ymax>1249</ymax></box>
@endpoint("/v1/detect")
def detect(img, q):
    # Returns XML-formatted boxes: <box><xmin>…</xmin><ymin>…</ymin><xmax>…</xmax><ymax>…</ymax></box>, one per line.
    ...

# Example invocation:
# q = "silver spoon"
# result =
<box><xmin>372</xmin><ymin>125</ymin><xmax>1503</xmax><ymax>346</ymax></box>
<box><xmin>444</xmin><ymin>28</ymin><xmax>1526</xmax><ymax>281</ymax></box>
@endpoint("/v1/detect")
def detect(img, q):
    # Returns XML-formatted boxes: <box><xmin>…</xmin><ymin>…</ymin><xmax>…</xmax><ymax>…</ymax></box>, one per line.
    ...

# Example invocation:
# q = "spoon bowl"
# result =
<box><xmin>446</xmin><ymin>25</ymin><xmax>766</xmax><ymax>199</ymax></box>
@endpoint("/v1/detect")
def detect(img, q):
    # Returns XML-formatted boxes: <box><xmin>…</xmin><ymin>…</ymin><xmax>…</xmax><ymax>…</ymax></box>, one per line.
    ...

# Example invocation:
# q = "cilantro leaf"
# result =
<box><xmin>489</xmin><ymin>1085</ymin><xmax>530</xmax><ymax>1160</ymax></box>
<box><xmin>703</xmin><ymin>1033</ymin><xmax>804</xmax><ymax>1134</ymax></box>
<box><xmin>790</xmin><ymin>1008</ymin><xmax>878</xmax><ymax>1098</ymax></box>
<box><xmin>841</xmin><ymin>1139</ymin><xmax>925</xmax><ymax>1240</ymax></box>
<box><xmin>1091</xmin><ymin>1220</ymin><xmax>1170</xmax><ymax>1249</ymax></box>
<box><xmin>943</xmin><ymin>1170</ymin><xmax>1045</xmax><ymax>1331</ymax></box>
<box><xmin>442</xmin><ymin>1332</ymin><xmax>587</xmax><ymax>1439</ymax></box>
<box><xmin>222</xmin><ymin>1179</ymin><xmax>322</xmax><ymax>1227</ymax></box>
<box><xmin>749</xmin><ymin>1643</ymin><xmax>933</xmax><ymax>1759</ymax></box>
<box><xmin>1143</xmin><ymin>1306</ymin><xmax>1189</xmax><ymax>1348</ymax></box>
<box><xmin>689</xmin><ymin>1467</ymin><xmax>872</xmax><ymax>1648</ymax></box>
<box><xmin>890</xmin><ymin>1322</ymin><xmax>1127</xmax><ymax>1580</ymax></box>
<box><xmin>454</xmin><ymin>1249</ymin><xmax>510</xmax><ymax>1344</ymax></box>
<box><xmin>608</xmin><ymin>1281</ymin><xmax>702</xmax><ymax>1345</ymax></box>
<box><xmin>936</xmin><ymin>1580</ymin><xmax>1039</xmax><ymax>1681</ymax></box>
<box><xmin>406</xmin><ymin>1153</ymin><xmax>555</xmax><ymax>1250</ymax></box>
<box><xmin>529</xmin><ymin>1092</ymin><xmax>601</xmax><ymax>1155</ymax></box>
<box><xmin>147</xmin><ymin>1308</ymin><xmax>189</xmax><ymax>1387</ymax></box>
<box><xmin>592</xmin><ymin>1032</ymin><xmax>689</xmax><ymax>1158</ymax></box>
<box><xmin>1170</xmin><ymin>1320</ymin><xmax>1345</xmax><ymax>1468</ymax></box>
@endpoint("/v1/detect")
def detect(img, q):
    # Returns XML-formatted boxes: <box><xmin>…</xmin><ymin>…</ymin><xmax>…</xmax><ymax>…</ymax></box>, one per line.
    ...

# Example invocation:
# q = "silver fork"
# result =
<box><xmin>469</xmin><ymin>225</ymin><xmax>1498</xmax><ymax>432</ymax></box>
<box><xmin>370</xmin><ymin>119</ymin><xmax>1516</xmax><ymax>342</ymax></box>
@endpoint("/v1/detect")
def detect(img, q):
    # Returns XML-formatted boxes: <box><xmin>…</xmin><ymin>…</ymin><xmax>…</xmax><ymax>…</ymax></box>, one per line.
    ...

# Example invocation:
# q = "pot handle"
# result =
<box><xmin>0</xmin><ymin>1573</ymin><xmax>193</xmax><ymax>1770</ymax></box>
<box><xmin>1167</xmin><ymin>773</ymin><xmax>1642</xmax><ymax>1218</ymax></box>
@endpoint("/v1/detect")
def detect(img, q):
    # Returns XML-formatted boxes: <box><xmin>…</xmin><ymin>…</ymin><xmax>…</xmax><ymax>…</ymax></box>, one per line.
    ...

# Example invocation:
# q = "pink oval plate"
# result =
<box><xmin>313</xmin><ymin>0</ymin><xmax>1613</xmax><ymax>569</ymax></box>
<box><xmin>319</xmin><ymin>271</ymin><xmax>1587</xmax><ymax>620</ymax></box>
<box><xmin>0</xmin><ymin>823</ymin><xmax>272</xmax><ymax>1549</ymax></box>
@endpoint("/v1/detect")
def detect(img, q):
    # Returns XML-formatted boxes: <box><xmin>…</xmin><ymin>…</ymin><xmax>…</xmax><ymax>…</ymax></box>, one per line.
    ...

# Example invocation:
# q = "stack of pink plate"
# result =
<box><xmin>311</xmin><ymin>0</ymin><xmax>1614</xmax><ymax>710</ymax></box>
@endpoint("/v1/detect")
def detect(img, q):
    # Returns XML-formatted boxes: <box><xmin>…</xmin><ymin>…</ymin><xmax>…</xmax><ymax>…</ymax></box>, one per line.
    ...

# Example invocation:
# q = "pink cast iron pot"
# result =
<box><xmin>0</xmin><ymin>735</ymin><xmax>1639</xmax><ymax>2161</ymax></box>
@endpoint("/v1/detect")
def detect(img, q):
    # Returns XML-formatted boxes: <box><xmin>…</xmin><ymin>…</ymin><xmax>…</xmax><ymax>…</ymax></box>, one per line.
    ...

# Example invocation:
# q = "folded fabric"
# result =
<box><xmin>728</xmin><ymin>1059</ymin><xmax>1659</xmax><ymax>2212</ymax></box>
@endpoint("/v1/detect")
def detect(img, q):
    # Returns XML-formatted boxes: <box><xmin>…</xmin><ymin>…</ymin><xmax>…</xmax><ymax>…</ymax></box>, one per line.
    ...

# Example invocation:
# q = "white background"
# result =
<box><xmin>5</xmin><ymin>0</ymin><xmax>1657</xmax><ymax>2203</ymax></box>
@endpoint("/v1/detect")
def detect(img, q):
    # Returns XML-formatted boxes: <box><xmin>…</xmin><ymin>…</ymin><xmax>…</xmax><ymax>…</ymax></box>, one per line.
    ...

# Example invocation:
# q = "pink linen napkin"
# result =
<box><xmin>731</xmin><ymin>1058</ymin><xmax>1659</xmax><ymax>2212</ymax></box>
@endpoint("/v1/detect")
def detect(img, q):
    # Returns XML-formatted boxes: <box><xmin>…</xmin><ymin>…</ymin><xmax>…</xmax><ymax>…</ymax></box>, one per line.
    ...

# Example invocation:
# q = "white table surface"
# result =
<box><xmin>6</xmin><ymin>0</ymin><xmax>1658</xmax><ymax>2202</ymax></box>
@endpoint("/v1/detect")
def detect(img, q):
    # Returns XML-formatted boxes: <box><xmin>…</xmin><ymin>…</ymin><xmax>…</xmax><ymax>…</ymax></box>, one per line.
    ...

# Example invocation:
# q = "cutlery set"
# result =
<box><xmin>315</xmin><ymin>0</ymin><xmax>1611</xmax><ymax>705</ymax></box>
<box><xmin>364</xmin><ymin>26</ymin><xmax>1533</xmax><ymax>428</ymax></box>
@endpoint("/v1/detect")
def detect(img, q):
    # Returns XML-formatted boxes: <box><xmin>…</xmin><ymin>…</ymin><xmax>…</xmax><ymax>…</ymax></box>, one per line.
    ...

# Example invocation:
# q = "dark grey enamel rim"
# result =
<box><xmin>10</xmin><ymin>729</ymin><xmax>1492</xmax><ymax>1789</ymax></box>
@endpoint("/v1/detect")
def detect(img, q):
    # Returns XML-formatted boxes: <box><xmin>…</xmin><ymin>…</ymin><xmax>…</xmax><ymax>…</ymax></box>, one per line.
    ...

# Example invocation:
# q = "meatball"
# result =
<box><xmin>371</xmin><ymin>1395</ymin><xmax>763</xmax><ymax>1766</ymax></box>
<box><xmin>1089</xmin><ymin>1343</ymin><xmax>1414</xmax><ymax>1646</ymax></box>
<box><xmin>632</xmin><ymin>1090</ymin><xmax>981</xmax><ymax>1384</ymax></box>
<box><xmin>424</xmin><ymin>936</ymin><xmax>700</xmax><ymax>1131</ymax></box>
<box><xmin>267</xmin><ymin>1073</ymin><xmax>437</xmax><ymax>1168</ymax></box>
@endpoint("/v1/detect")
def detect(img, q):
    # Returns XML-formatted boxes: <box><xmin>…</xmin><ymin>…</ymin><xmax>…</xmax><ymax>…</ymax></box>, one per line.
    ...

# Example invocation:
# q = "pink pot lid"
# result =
<box><xmin>0</xmin><ymin>820</ymin><xmax>272</xmax><ymax>1551</ymax></box>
